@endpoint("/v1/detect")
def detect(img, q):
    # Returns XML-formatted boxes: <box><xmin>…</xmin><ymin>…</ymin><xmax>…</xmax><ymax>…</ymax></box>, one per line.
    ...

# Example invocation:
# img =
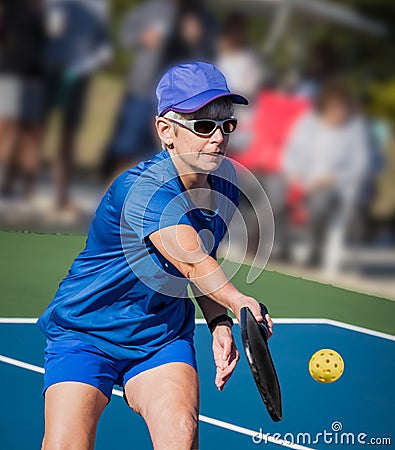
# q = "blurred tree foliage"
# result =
<box><xmin>367</xmin><ymin>81</ymin><xmax>395</xmax><ymax>123</ymax></box>
<box><xmin>108</xmin><ymin>0</ymin><xmax>142</xmax><ymax>75</ymax></box>
<box><xmin>344</xmin><ymin>0</ymin><xmax>395</xmax><ymax>124</ymax></box>
<box><xmin>111</xmin><ymin>0</ymin><xmax>141</xmax><ymax>16</ymax></box>
<box><xmin>345</xmin><ymin>0</ymin><xmax>394</xmax><ymax>76</ymax></box>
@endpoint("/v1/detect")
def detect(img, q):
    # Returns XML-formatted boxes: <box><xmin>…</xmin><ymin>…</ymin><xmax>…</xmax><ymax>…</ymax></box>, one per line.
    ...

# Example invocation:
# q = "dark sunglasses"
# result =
<box><xmin>167</xmin><ymin>117</ymin><xmax>238</xmax><ymax>136</ymax></box>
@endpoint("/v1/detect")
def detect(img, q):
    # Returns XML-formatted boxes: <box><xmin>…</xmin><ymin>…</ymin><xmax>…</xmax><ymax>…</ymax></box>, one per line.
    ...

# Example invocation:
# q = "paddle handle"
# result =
<box><xmin>259</xmin><ymin>303</ymin><xmax>269</xmax><ymax>338</ymax></box>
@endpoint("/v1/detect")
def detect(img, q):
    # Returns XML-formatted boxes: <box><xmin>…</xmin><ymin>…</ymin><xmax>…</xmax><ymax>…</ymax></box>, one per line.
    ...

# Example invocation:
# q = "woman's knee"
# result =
<box><xmin>150</xmin><ymin>405</ymin><xmax>198</xmax><ymax>449</ymax></box>
<box><xmin>41</xmin><ymin>423</ymin><xmax>97</xmax><ymax>450</ymax></box>
<box><xmin>172</xmin><ymin>407</ymin><xmax>198</xmax><ymax>439</ymax></box>
<box><xmin>41</xmin><ymin>433</ymin><xmax>87</xmax><ymax>450</ymax></box>
<box><xmin>42</xmin><ymin>382</ymin><xmax>107</xmax><ymax>450</ymax></box>
<box><xmin>41</xmin><ymin>435</ymin><xmax>75</xmax><ymax>450</ymax></box>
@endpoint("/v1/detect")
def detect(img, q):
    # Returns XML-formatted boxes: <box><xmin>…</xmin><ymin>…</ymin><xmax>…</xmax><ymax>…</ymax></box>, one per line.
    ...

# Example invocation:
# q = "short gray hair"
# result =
<box><xmin>165</xmin><ymin>96</ymin><xmax>234</xmax><ymax>120</ymax></box>
<box><xmin>159</xmin><ymin>96</ymin><xmax>234</xmax><ymax>150</ymax></box>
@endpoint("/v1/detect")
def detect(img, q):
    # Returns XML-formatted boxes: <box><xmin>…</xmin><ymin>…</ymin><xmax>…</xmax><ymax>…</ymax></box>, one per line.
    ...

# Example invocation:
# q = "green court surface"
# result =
<box><xmin>1</xmin><ymin>231</ymin><xmax>394</xmax><ymax>334</ymax></box>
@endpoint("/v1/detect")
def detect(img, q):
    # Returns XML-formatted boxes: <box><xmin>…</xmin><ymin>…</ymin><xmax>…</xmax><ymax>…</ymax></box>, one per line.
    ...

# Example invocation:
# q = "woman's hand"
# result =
<box><xmin>231</xmin><ymin>295</ymin><xmax>273</xmax><ymax>338</ymax></box>
<box><xmin>212</xmin><ymin>324</ymin><xmax>239</xmax><ymax>391</ymax></box>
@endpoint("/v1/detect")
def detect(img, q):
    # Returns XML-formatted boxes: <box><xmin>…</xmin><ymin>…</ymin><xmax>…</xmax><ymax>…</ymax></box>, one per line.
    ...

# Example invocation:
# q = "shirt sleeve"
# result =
<box><xmin>123</xmin><ymin>176</ymin><xmax>194</xmax><ymax>243</ymax></box>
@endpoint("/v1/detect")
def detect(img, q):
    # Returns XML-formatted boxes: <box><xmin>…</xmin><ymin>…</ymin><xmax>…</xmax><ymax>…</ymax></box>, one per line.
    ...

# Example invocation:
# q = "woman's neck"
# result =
<box><xmin>169</xmin><ymin>150</ymin><xmax>209</xmax><ymax>190</ymax></box>
<box><xmin>179</xmin><ymin>172</ymin><xmax>209</xmax><ymax>190</ymax></box>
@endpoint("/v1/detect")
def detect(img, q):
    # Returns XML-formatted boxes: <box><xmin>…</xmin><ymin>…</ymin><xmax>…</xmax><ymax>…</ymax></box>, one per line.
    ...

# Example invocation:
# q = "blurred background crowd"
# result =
<box><xmin>0</xmin><ymin>0</ymin><xmax>394</xmax><ymax>296</ymax></box>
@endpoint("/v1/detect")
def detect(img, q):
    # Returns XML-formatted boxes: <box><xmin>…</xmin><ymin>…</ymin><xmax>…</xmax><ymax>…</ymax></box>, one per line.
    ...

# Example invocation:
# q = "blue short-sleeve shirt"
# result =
<box><xmin>37</xmin><ymin>150</ymin><xmax>239</xmax><ymax>360</ymax></box>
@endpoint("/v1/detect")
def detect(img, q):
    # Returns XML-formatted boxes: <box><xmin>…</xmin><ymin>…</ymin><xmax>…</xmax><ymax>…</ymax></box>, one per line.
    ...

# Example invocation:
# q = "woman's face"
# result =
<box><xmin>166</xmin><ymin>119</ymin><xmax>230</xmax><ymax>173</ymax></box>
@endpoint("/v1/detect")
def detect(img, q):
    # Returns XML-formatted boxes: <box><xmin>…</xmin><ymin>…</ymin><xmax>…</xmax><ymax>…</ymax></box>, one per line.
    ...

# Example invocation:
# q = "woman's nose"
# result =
<box><xmin>210</xmin><ymin>126</ymin><xmax>224</xmax><ymax>143</ymax></box>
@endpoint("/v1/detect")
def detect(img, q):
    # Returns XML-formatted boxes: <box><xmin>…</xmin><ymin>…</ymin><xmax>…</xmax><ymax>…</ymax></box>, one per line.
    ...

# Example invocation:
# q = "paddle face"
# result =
<box><xmin>240</xmin><ymin>304</ymin><xmax>282</xmax><ymax>421</ymax></box>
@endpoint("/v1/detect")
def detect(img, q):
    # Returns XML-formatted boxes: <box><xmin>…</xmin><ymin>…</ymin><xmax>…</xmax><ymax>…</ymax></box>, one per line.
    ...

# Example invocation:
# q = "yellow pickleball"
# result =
<box><xmin>308</xmin><ymin>349</ymin><xmax>344</xmax><ymax>383</ymax></box>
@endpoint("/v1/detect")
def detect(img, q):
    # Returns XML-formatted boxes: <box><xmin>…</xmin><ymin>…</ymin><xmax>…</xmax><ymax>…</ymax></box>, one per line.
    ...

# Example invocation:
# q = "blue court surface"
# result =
<box><xmin>0</xmin><ymin>319</ymin><xmax>394</xmax><ymax>449</ymax></box>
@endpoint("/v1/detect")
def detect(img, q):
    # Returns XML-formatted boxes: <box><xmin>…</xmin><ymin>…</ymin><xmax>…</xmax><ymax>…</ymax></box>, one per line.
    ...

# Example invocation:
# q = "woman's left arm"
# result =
<box><xmin>191</xmin><ymin>285</ymin><xmax>240</xmax><ymax>391</ymax></box>
<box><xmin>191</xmin><ymin>284</ymin><xmax>229</xmax><ymax>324</ymax></box>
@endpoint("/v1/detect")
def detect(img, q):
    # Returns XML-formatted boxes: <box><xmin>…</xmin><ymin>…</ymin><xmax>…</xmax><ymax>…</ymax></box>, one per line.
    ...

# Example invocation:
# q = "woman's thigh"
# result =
<box><xmin>42</xmin><ymin>338</ymin><xmax>123</xmax><ymax>449</ymax></box>
<box><xmin>124</xmin><ymin>362</ymin><xmax>199</xmax><ymax>450</ymax></box>
<box><xmin>42</xmin><ymin>381</ymin><xmax>108</xmax><ymax>450</ymax></box>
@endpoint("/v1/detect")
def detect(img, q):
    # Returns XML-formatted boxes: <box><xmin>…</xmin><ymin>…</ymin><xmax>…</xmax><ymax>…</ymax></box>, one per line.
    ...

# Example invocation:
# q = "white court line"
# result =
<box><xmin>0</xmin><ymin>318</ymin><xmax>37</xmax><ymax>324</ymax></box>
<box><xmin>272</xmin><ymin>318</ymin><xmax>395</xmax><ymax>341</ymax></box>
<box><xmin>0</xmin><ymin>354</ymin><xmax>44</xmax><ymax>374</ymax></box>
<box><xmin>0</xmin><ymin>354</ymin><xmax>311</xmax><ymax>450</ymax></box>
<box><xmin>1</xmin><ymin>317</ymin><xmax>394</xmax><ymax>341</ymax></box>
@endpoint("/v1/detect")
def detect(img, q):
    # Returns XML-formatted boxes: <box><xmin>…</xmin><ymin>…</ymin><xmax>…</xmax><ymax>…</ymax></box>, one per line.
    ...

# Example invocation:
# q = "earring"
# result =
<box><xmin>167</xmin><ymin>143</ymin><xmax>174</xmax><ymax>149</ymax></box>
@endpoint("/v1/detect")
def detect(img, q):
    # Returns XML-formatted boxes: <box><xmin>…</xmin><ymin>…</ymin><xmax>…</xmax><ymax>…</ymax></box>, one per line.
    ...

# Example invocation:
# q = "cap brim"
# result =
<box><xmin>160</xmin><ymin>89</ymin><xmax>248</xmax><ymax>116</ymax></box>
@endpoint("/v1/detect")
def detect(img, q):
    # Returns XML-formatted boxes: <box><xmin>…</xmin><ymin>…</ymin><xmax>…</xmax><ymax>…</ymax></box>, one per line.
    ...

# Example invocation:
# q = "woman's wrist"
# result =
<box><xmin>208</xmin><ymin>314</ymin><xmax>234</xmax><ymax>334</ymax></box>
<box><xmin>226</xmin><ymin>293</ymin><xmax>251</xmax><ymax>316</ymax></box>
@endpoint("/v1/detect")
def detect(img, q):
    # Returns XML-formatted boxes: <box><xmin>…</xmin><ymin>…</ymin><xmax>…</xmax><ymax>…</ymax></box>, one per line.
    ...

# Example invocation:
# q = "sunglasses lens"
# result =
<box><xmin>223</xmin><ymin>119</ymin><xmax>237</xmax><ymax>134</ymax></box>
<box><xmin>193</xmin><ymin>120</ymin><xmax>216</xmax><ymax>135</ymax></box>
<box><xmin>191</xmin><ymin>118</ymin><xmax>238</xmax><ymax>135</ymax></box>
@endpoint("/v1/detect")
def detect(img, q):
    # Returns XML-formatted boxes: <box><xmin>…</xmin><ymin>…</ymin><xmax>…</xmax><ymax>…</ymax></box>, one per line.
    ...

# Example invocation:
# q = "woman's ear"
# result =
<box><xmin>155</xmin><ymin>117</ymin><xmax>174</xmax><ymax>148</ymax></box>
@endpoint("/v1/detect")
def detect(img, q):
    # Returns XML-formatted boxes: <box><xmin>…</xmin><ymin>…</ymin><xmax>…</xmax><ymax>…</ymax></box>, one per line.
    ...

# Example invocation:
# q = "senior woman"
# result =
<box><xmin>38</xmin><ymin>62</ymin><xmax>272</xmax><ymax>450</ymax></box>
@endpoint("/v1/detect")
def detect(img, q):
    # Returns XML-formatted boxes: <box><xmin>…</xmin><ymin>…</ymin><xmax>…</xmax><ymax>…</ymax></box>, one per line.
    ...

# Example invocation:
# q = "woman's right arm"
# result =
<box><xmin>149</xmin><ymin>224</ymin><xmax>269</xmax><ymax>327</ymax></box>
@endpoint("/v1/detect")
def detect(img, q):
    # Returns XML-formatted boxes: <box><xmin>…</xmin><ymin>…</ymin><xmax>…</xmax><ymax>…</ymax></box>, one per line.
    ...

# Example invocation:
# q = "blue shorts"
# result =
<box><xmin>43</xmin><ymin>337</ymin><xmax>197</xmax><ymax>402</ymax></box>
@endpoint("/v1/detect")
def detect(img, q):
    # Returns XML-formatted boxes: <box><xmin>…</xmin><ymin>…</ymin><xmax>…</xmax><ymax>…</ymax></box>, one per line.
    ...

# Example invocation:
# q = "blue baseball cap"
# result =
<box><xmin>156</xmin><ymin>61</ymin><xmax>249</xmax><ymax>117</ymax></box>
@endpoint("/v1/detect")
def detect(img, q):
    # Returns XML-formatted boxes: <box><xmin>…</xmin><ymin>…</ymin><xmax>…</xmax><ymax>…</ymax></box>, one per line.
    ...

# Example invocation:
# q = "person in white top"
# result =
<box><xmin>284</xmin><ymin>81</ymin><xmax>371</xmax><ymax>276</ymax></box>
